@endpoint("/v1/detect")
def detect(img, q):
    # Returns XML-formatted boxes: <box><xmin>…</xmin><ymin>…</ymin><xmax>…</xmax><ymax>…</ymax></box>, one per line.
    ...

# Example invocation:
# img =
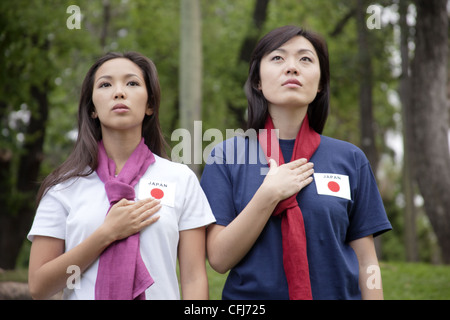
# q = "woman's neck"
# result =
<box><xmin>268</xmin><ymin>105</ymin><xmax>308</xmax><ymax>139</ymax></box>
<box><xmin>101</xmin><ymin>132</ymin><xmax>142</xmax><ymax>175</ymax></box>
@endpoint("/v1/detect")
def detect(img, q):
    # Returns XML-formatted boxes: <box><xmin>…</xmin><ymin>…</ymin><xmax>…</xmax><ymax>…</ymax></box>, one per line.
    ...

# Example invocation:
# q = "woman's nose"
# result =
<box><xmin>286</xmin><ymin>65</ymin><xmax>299</xmax><ymax>75</ymax></box>
<box><xmin>285</xmin><ymin>58</ymin><xmax>299</xmax><ymax>75</ymax></box>
<box><xmin>114</xmin><ymin>86</ymin><xmax>126</xmax><ymax>99</ymax></box>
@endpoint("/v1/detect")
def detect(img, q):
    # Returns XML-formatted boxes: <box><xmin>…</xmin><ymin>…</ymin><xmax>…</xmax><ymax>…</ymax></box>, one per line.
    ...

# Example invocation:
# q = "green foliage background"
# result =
<box><xmin>0</xmin><ymin>0</ymin><xmax>443</xmax><ymax>269</ymax></box>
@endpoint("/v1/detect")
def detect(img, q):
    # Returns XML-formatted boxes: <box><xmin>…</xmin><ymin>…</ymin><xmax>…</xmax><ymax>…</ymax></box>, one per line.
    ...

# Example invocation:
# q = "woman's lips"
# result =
<box><xmin>112</xmin><ymin>104</ymin><xmax>130</xmax><ymax>113</ymax></box>
<box><xmin>282</xmin><ymin>79</ymin><xmax>302</xmax><ymax>87</ymax></box>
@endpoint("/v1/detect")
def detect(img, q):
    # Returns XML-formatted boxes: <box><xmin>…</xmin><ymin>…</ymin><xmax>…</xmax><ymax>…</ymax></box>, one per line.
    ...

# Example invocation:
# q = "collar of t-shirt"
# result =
<box><xmin>279</xmin><ymin>139</ymin><xmax>296</xmax><ymax>163</ymax></box>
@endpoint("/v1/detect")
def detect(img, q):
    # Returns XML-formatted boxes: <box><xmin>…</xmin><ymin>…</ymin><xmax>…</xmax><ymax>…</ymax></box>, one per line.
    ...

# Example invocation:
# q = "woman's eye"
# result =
<box><xmin>127</xmin><ymin>81</ymin><xmax>140</xmax><ymax>86</ymax></box>
<box><xmin>98</xmin><ymin>82</ymin><xmax>111</xmax><ymax>88</ymax></box>
<box><xmin>271</xmin><ymin>55</ymin><xmax>283</xmax><ymax>61</ymax></box>
<box><xmin>300</xmin><ymin>56</ymin><xmax>313</xmax><ymax>62</ymax></box>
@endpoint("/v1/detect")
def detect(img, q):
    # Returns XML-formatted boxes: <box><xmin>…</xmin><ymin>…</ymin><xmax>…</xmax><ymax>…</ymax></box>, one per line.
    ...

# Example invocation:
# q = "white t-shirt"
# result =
<box><xmin>28</xmin><ymin>155</ymin><xmax>215</xmax><ymax>300</ymax></box>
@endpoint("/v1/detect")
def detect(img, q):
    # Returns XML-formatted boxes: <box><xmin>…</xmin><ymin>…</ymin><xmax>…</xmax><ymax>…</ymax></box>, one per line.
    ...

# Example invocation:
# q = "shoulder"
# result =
<box><xmin>319</xmin><ymin>135</ymin><xmax>362</xmax><ymax>152</ymax></box>
<box><xmin>154</xmin><ymin>154</ymin><xmax>192</xmax><ymax>170</ymax></box>
<box><xmin>151</xmin><ymin>154</ymin><xmax>198</xmax><ymax>179</ymax></box>
<box><xmin>318</xmin><ymin>135</ymin><xmax>369</xmax><ymax>167</ymax></box>
<box><xmin>207</xmin><ymin>134</ymin><xmax>262</xmax><ymax>165</ymax></box>
<box><xmin>46</xmin><ymin>168</ymin><xmax>98</xmax><ymax>194</ymax></box>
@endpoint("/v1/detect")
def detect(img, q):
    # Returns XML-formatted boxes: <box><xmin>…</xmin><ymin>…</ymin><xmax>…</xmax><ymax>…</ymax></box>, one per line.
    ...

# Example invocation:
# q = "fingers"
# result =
<box><xmin>283</xmin><ymin>159</ymin><xmax>315</xmax><ymax>192</ymax></box>
<box><xmin>293</xmin><ymin>161</ymin><xmax>314</xmax><ymax>175</ymax></box>
<box><xmin>112</xmin><ymin>198</ymin><xmax>135</xmax><ymax>208</ymax></box>
<box><xmin>267</xmin><ymin>159</ymin><xmax>279</xmax><ymax>176</ymax></box>
<box><xmin>285</xmin><ymin>158</ymin><xmax>308</xmax><ymax>169</ymax></box>
<box><xmin>130</xmin><ymin>198</ymin><xmax>162</xmax><ymax>222</ymax></box>
<box><xmin>114</xmin><ymin>197</ymin><xmax>162</xmax><ymax>226</ymax></box>
<box><xmin>298</xmin><ymin>174</ymin><xmax>314</xmax><ymax>189</ymax></box>
<box><xmin>130</xmin><ymin>197</ymin><xmax>161</xmax><ymax>212</ymax></box>
<box><xmin>267</xmin><ymin>158</ymin><xmax>314</xmax><ymax>179</ymax></box>
<box><xmin>262</xmin><ymin>158</ymin><xmax>316</xmax><ymax>202</ymax></box>
<box><xmin>295</xmin><ymin>162</ymin><xmax>314</xmax><ymax>188</ymax></box>
<box><xmin>268</xmin><ymin>158</ymin><xmax>278</xmax><ymax>168</ymax></box>
<box><xmin>139</xmin><ymin>200</ymin><xmax>162</xmax><ymax>225</ymax></box>
<box><xmin>277</xmin><ymin>158</ymin><xmax>314</xmax><ymax>175</ymax></box>
<box><xmin>104</xmin><ymin>197</ymin><xmax>163</xmax><ymax>241</ymax></box>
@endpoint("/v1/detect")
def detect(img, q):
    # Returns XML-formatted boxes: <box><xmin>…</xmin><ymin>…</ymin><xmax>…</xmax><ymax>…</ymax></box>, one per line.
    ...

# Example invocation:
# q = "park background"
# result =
<box><xmin>0</xmin><ymin>0</ymin><xmax>449</xmax><ymax>299</ymax></box>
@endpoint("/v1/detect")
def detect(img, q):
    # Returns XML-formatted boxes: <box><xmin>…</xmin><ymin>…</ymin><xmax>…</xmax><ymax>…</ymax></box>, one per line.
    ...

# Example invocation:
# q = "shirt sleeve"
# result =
<box><xmin>27</xmin><ymin>187</ymin><xmax>68</xmax><ymax>242</ymax></box>
<box><xmin>200</xmin><ymin>142</ymin><xmax>237</xmax><ymax>227</ymax></box>
<box><xmin>346</xmin><ymin>160</ymin><xmax>392</xmax><ymax>242</ymax></box>
<box><xmin>178</xmin><ymin>166</ymin><xmax>216</xmax><ymax>231</ymax></box>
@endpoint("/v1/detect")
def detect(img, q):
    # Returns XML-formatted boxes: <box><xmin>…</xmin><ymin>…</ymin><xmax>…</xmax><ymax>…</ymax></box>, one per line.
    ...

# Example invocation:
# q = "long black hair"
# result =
<box><xmin>245</xmin><ymin>25</ymin><xmax>330</xmax><ymax>134</ymax></box>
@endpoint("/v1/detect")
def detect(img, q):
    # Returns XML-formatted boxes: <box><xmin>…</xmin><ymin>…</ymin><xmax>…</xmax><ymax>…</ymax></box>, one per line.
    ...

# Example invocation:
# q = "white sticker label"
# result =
<box><xmin>138</xmin><ymin>179</ymin><xmax>176</xmax><ymax>207</ymax></box>
<box><xmin>313</xmin><ymin>173</ymin><xmax>351</xmax><ymax>200</ymax></box>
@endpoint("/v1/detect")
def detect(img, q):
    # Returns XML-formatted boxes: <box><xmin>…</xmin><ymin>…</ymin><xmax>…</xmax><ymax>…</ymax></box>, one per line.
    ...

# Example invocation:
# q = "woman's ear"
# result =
<box><xmin>146</xmin><ymin>105</ymin><xmax>154</xmax><ymax>116</ymax></box>
<box><xmin>256</xmin><ymin>77</ymin><xmax>263</xmax><ymax>91</ymax></box>
<box><xmin>91</xmin><ymin>111</ymin><xmax>98</xmax><ymax>118</ymax></box>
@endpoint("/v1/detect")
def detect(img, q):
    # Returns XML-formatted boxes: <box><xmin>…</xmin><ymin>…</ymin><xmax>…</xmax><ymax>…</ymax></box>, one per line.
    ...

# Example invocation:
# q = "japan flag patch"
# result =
<box><xmin>313</xmin><ymin>173</ymin><xmax>351</xmax><ymax>200</ymax></box>
<box><xmin>138</xmin><ymin>179</ymin><xmax>176</xmax><ymax>207</ymax></box>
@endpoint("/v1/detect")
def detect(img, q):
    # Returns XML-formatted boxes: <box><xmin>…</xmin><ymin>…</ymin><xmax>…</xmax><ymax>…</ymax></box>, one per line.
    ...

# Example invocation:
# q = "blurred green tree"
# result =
<box><xmin>1</xmin><ymin>0</ymin><xmax>446</xmax><ymax>270</ymax></box>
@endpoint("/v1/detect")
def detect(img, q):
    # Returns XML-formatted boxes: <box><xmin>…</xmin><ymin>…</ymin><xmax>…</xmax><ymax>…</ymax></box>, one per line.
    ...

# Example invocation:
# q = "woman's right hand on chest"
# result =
<box><xmin>102</xmin><ymin>197</ymin><xmax>162</xmax><ymax>242</ymax></box>
<box><xmin>262</xmin><ymin>158</ymin><xmax>314</xmax><ymax>202</ymax></box>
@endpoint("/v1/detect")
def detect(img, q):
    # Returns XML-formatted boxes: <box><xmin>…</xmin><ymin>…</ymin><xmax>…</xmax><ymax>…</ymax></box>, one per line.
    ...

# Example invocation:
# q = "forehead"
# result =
<box><xmin>271</xmin><ymin>36</ymin><xmax>318</xmax><ymax>56</ymax></box>
<box><xmin>95</xmin><ymin>58</ymin><xmax>143</xmax><ymax>79</ymax></box>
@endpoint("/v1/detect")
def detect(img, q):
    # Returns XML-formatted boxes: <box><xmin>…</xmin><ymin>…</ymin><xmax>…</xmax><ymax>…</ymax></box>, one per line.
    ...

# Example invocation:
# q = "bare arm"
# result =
<box><xmin>178</xmin><ymin>227</ymin><xmax>209</xmax><ymax>299</ymax></box>
<box><xmin>206</xmin><ymin>158</ymin><xmax>314</xmax><ymax>274</ymax></box>
<box><xmin>349</xmin><ymin>235</ymin><xmax>384</xmax><ymax>300</ymax></box>
<box><xmin>28</xmin><ymin>197</ymin><xmax>161</xmax><ymax>300</ymax></box>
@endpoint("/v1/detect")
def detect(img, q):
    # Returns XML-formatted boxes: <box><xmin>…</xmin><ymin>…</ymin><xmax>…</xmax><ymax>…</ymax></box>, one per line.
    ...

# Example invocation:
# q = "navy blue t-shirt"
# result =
<box><xmin>200</xmin><ymin>135</ymin><xmax>392</xmax><ymax>300</ymax></box>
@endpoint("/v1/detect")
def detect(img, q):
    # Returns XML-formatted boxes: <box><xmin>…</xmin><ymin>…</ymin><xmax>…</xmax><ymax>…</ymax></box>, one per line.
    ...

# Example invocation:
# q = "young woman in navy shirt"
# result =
<box><xmin>201</xmin><ymin>25</ymin><xmax>391</xmax><ymax>300</ymax></box>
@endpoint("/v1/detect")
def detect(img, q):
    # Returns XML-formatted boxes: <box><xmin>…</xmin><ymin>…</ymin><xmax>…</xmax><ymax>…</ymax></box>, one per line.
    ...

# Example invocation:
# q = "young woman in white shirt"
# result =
<box><xmin>28</xmin><ymin>52</ymin><xmax>215</xmax><ymax>300</ymax></box>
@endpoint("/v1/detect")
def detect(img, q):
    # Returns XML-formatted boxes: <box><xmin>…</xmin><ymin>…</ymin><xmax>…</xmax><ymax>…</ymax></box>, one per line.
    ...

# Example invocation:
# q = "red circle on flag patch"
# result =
<box><xmin>151</xmin><ymin>188</ymin><xmax>164</xmax><ymax>199</ymax></box>
<box><xmin>327</xmin><ymin>181</ymin><xmax>340</xmax><ymax>193</ymax></box>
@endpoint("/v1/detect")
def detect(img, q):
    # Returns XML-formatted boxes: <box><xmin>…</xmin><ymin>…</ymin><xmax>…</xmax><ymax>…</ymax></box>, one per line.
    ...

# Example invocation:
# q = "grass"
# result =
<box><xmin>206</xmin><ymin>262</ymin><xmax>229</xmax><ymax>300</ymax></box>
<box><xmin>381</xmin><ymin>262</ymin><xmax>450</xmax><ymax>300</ymax></box>
<box><xmin>2</xmin><ymin>261</ymin><xmax>449</xmax><ymax>300</ymax></box>
<box><xmin>206</xmin><ymin>261</ymin><xmax>450</xmax><ymax>300</ymax></box>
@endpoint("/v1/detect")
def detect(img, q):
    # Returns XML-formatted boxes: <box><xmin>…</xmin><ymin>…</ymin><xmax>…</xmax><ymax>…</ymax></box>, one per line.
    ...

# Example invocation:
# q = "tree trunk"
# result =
<box><xmin>180</xmin><ymin>0</ymin><xmax>202</xmax><ymax>176</ymax></box>
<box><xmin>356</xmin><ymin>0</ymin><xmax>381</xmax><ymax>257</ymax></box>
<box><xmin>398</xmin><ymin>0</ymin><xmax>418</xmax><ymax>262</ymax></box>
<box><xmin>238</xmin><ymin>0</ymin><xmax>270</xmax><ymax>63</ymax></box>
<box><xmin>0</xmin><ymin>83</ymin><xmax>49</xmax><ymax>269</ymax></box>
<box><xmin>228</xmin><ymin>0</ymin><xmax>270</xmax><ymax>129</ymax></box>
<box><xmin>410</xmin><ymin>0</ymin><xmax>450</xmax><ymax>263</ymax></box>
<box><xmin>356</xmin><ymin>0</ymin><xmax>378</xmax><ymax>175</ymax></box>
<box><xmin>100</xmin><ymin>0</ymin><xmax>111</xmax><ymax>49</ymax></box>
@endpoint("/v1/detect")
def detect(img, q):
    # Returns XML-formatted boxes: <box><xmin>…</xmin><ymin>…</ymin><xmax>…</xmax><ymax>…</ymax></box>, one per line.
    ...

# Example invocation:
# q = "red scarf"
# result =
<box><xmin>258</xmin><ymin>115</ymin><xmax>320</xmax><ymax>300</ymax></box>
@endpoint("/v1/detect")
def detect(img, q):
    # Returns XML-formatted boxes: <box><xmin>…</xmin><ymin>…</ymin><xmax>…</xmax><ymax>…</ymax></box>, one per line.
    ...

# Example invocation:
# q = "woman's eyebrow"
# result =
<box><xmin>272</xmin><ymin>48</ymin><xmax>316</xmax><ymax>56</ymax></box>
<box><xmin>95</xmin><ymin>73</ymin><xmax>141</xmax><ymax>83</ymax></box>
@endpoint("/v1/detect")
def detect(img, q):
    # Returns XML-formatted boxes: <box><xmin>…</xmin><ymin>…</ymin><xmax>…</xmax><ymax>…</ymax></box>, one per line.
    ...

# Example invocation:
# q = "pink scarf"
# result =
<box><xmin>95</xmin><ymin>138</ymin><xmax>155</xmax><ymax>300</ymax></box>
<box><xmin>258</xmin><ymin>116</ymin><xmax>320</xmax><ymax>300</ymax></box>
